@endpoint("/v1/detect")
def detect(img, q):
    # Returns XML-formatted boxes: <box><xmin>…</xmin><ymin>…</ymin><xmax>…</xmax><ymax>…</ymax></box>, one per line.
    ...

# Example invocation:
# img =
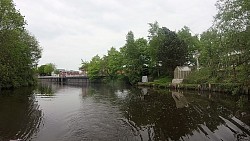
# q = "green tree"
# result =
<box><xmin>53</xmin><ymin>69</ymin><xmax>60</xmax><ymax>75</ymax></box>
<box><xmin>80</xmin><ymin>60</ymin><xmax>89</xmax><ymax>72</ymax></box>
<box><xmin>215</xmin><ymin>0</ymin><xmax>249</xmax><ymax>33</ymax></box>
<box><xmin>134</xmin><ymin>38</ymin><xmax>150</xmax><ymax>76</ymax></box>
<box><xmin>177</xmin><ymin>26</ymin><xmax>200</xmax><ymax>66</ymax></box>
<box><xmin>120</xmin><ymin>31</ymin><xmax>139</xmax><ymax>84</ymax></box>
<box><xmin>38</xmin><ymin>65</ymin><xmax>46</xmax><ymax>76</ymax></box>
<box><xmin>21</xmin><ymin>30</ymin><xmax>42</xmax><ymax>68</ymax></box>
<box><xmin>87</xmin><ymin>55</ymin><xmax>103</xmax><ymax>79</ymax></box>
<box><xmin>148</xmin><ymin>22</ymin><xmax>188</xmax><ymax>78</ymax></box>
<box><xmin>44</xmin><ymin>63</ymin><xmax>55</xmax><ymax>76</ymax></box>
<box><xmin>148</xmin><ymin>21</ymin><xmax>160</xmax><ymax>41</ymax></box>
<box><xmin>214</xmin><ymin>0</ymin><xmax>250</xmax><ymax>84</ymax></box>
<box><xmin>197</xmin><ymin>29</ymin><xmax>226</xmax><ymax>82</ymax></box>
<box><xmin>156</xmin><ymin>27</ymin><xmax>188</xmax><ymax>77</ymax></box>
<box><xmin>199</xmin><ymin>29</ymin><xmax>222</xmax><ymax>69</ymax></box>
<box><xmin>148</xmin><ymin>21</ymin><xmax>160</xmax><ymax>76</ymax></box>
<box><xmin>37</xmin><ymin>63</ymin><xmax>55</xmax><ymax>76</ymax></box>
<box><xmin>120</xmin><ymin>31</ymin><xmax>150</xmax><ymax>84</ymax></box>
<box><xmin>0</xmin><ymin>0</ymin><xmax>42</xmax><ymax>89</ymax></box>
<box><xmin>0</xmin><ymin>0</ymin><xmax>25</xmax><ymax>31</ymax></box>
<box><xmin>103</xmin><ymin>47</ymin><xmax>123</xmax><ymax>81</ymax></box>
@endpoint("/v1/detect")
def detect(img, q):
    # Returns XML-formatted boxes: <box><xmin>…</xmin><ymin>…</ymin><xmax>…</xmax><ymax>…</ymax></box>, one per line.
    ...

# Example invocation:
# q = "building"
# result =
<box><xmin>172</xmin><ymin>66</ymin><xmax>191</xmax><ymax>84</ymax></box>
<box><xmin>57</xmin><ymin>69</ymin><xmax>80</xmax><ymax>77</ymax></box>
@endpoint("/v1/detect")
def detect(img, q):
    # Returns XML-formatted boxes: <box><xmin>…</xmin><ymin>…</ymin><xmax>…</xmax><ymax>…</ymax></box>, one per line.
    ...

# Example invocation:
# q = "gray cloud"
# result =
<box><xmin>14</xmin><ymin>0</ymin><xmax>217</xmax><ymax>70</ymax></box>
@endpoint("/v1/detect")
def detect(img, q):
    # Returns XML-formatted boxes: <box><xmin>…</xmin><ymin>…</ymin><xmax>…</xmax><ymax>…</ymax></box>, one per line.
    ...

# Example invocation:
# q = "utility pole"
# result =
<box><xmin>193</xmin><ymin>50</ymin><xmax>200</xmax><ymax>71</ymax></box>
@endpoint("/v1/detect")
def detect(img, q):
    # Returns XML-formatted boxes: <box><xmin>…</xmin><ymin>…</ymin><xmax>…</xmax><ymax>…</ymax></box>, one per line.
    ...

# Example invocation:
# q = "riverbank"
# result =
<box><xmin>137</xmin><ymin>82</ymin><xmax>250</xmax><ymax>95</ymax></box>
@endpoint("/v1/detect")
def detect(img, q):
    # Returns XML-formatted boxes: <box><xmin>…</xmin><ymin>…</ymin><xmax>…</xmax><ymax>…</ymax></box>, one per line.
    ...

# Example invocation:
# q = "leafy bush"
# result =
<box><xmin>153</xmin><ymin>76</ymin><xmax>172</xmax><ymax>84</ymax></box>
<box><xmin>183</xmin><ymin>68</ymin><xmax>212</xmax><ymax>84</ymax></box>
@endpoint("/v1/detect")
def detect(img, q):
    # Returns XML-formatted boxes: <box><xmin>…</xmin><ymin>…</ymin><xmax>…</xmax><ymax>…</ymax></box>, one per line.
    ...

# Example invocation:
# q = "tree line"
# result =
<box><xmin>187</xmin><ymin>0</ymin><xmax>249</xmax><ymax>86</ymax></box>
<box><xmin>81</xmin><ymin>0</ymin><xmax>249</xmax><ymax>86</ymax></box>
<box><xmin>1</xmin><ymin>0</ymin><xmax>248</xmax><ymax>88</ymax></box>
<box><xmin>80</xmin><ymin>23</ymin><xmax>194</xmax><ymax>84</ymax></box>
<box><xmin>0</xmin><ymin>0</ymin><xmax>42</xmax><ymax>89</ymax></box>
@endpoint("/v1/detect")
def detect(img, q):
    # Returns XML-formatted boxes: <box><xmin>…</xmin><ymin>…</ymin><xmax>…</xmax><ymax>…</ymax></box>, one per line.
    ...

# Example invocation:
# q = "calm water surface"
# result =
<box><xmin>0</xmin><ymin>82</ymin><xmax>250</xmax><ymax>141</ymax></box>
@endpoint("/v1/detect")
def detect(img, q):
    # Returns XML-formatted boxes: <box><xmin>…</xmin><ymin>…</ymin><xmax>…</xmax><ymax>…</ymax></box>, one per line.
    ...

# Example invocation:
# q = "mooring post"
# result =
<box><xmin>209</xmin><ymin>83</ymin><xmax>211</xmax><ymax>92</ymax></box>
<box><xmin>198</xmin><ymin>84</ymin><xmax>201</xmax><ymax>91</ymax></box>
<box><xmin>248</xmin><ymin>87</ymin><xmax>250</xmax><ymax>102</ymax></box>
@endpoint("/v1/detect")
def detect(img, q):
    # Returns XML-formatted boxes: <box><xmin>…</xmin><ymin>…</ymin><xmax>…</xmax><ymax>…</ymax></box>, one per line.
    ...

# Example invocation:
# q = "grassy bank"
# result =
<box><xmin>137</xmin><ymin>82</ymin><xmax>249</xmax><ymax>95</ymax></box>
<box><xmin>137</xmin><ymin>74</ymin><xmax>249</xmax><ymax>95</ymax></box>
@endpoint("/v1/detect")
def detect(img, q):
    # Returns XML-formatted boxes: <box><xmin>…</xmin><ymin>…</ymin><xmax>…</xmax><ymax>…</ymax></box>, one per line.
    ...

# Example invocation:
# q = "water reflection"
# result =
<box><xmin>0</xmin><ymin>83</ymin><xmax>249</xmax><ymax>141</ymax></box>
<box><xmin>141</xmin><ymin>87</ymin><xmax>148</xmax><ymax>95</ymax></box>
<box><xmin>121</xmin><ymin>88</ymin><xmax>250</xmax><ymax>141</ymax></box>
<box><xmin>0</xmin><ymin>88</ymin><xmax>42</xmax><ymax>141</ymax></box>
<box><xmin>58</xmin><ymin>83</ymin><xmax>137</xmax><ymax>141</ymax></box>
<box><xmin>34</xmin><ymin>82</ymin><xmax>61</xmax><ymax>98</ymax></box>
<box><xmin>172</xmin><ymin>91</ymin><xmax>189</xmax><ymax>108</ymax></box>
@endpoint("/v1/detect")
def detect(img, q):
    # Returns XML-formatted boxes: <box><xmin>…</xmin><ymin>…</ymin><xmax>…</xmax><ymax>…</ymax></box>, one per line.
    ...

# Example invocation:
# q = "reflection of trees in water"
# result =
<box><xmin>190</xmin><ymin>91</ymin><xmax>250</xmax><ymax>127</ymax></box>
<box><xmin>35</xmin><ymin>82</ymin><xmax>54</xmax><ymax>96</ymax></box>
<box><xmin>120</xmin><ymin>88</ymin><xmax>250</xmax><ymax>141</ymax></box>
<box><xmin>0</xmin><ymin>88</ymin><xmax>43</xmax><ymax>141</ymax></box>
<box><xmin>34</xmin><ymin>82</ymin><xmax>62</xmax><ymax>97</ymax></box>
<box><xmin>230</xmin><ymin>94</ymin><xmax>250</xmax><ymax>126</ymax></box>
<box><xmin>84</xmin><ymin>83</ymin><xmax>131</xmax><ymax>104</ymax></box>
<box><xmin>77</xmin><ymin>84</ymin><xmax>250</xmax><ymax>140</ymax></box>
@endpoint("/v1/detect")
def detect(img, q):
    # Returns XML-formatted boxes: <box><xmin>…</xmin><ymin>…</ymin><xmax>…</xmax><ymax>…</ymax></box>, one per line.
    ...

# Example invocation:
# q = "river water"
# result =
<box><xmin>0</xmin><ymin>82</ymin><xmax>250</xmax><ymax>141</ymax></box>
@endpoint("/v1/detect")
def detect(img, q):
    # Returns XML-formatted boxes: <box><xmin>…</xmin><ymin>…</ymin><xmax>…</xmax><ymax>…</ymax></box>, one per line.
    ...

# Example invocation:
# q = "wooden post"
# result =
<box><xmin>247</xmin><ymin>87</ymin><xmax>250</xmax><ymax>102</ymax></box>
<box><xmin>209</xmin><ymin>83</ymin><xmax>211</xmax><ymax>92</ymax></box>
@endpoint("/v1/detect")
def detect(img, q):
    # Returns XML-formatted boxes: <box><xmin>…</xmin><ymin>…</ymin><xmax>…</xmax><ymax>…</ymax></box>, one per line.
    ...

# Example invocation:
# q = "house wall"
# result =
<box><xmin>174</xmin><ymin>67</ymin><xmax>191</xmax><ymax>79</ymax></box>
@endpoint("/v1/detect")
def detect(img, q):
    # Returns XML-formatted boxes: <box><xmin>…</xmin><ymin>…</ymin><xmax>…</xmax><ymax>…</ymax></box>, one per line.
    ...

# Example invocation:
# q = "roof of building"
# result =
<box><xmin>176</xmin><ymin>66</ymin><xmax>191</xmax><ymax>71</ymax></box>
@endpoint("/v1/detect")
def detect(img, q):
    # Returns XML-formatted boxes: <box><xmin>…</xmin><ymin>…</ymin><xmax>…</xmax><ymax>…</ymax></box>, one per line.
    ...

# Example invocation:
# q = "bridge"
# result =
<box><xmin>38</xmin><ymin>75</ymin><xmax>89</xmax><ymax>85</ymax></box>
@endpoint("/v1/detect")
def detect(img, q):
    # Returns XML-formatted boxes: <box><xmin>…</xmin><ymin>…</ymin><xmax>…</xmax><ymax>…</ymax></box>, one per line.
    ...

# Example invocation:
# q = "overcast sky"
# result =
<box><xmin>14</xmin><ymin>0</ymin><xmax>218</xmax><ymax>70</ymax></box>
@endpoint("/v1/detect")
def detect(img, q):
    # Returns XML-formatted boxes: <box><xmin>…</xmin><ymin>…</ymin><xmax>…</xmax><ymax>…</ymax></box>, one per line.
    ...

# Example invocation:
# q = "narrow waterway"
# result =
<box><xmin>0</xmin><ymin>82</ymin><xmax>249</xmax><ymax>141</ymax></box>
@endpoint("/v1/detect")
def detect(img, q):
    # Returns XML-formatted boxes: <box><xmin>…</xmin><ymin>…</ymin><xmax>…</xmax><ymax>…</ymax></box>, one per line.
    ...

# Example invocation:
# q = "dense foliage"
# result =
<box><xmin>80</xmin><ymin>24</ymin><xmax>189</xmax><ymax>84</ymax></box>
<box><xmin>177</xmin><ymin>26</ymin><xmax>200</xmax><ymax>66</ymax></box>
<box><xmin>156</xmin><ymin>27</ymin><xmax>188</xmax><ymax>76</ymax></box>
<box><xmin>81</xmin><ymin>0</ymin><xmax>249</xmax><ymax>86</ymax></box>
<box><xmin>186</xmin><ymin>0</ymin><xmax>250</xmax><ymax>85</ymax></box>
<box><xmin>37</xmin><ymin>63</ymin><xmax>55</xmax><ymax>76</ymax></box>
<box><xmin>0</xmin><ymin>0</ymin><xmax>42</xmax><ymax>89</ymax></box>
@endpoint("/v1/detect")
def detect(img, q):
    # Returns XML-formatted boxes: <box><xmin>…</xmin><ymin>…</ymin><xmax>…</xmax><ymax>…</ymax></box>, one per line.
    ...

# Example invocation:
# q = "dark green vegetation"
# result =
<box><xmin>80</xmin><ymin>23</ymin><xmax>189</xmax><ymax>84</ymax></box>
<box><xmin>37</xmin><ymin>63</ymin><xmax>56</xmax><ymax>76</ymax></box>
<box><xmin>81</xmin><ymin>0</ymin><xmax>250</xmax><ymax>88</ymax></box>
<box><xmin>0</xmin><ymin>0</ymin><xmax>42</xmax><ymax>89</ymax></box>
<box><xmin>184</xmin><ymin>0</ymin><xmax>250</xmax><ymax>87</ymax></box>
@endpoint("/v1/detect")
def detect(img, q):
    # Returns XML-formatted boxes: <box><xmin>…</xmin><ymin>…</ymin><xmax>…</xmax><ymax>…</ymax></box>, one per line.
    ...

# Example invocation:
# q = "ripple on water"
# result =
<box><xmin>59</xmin><ymin>97</ymin><xmax>138</xmax><ymax>141</ymax></box>
<box><xmin>1</xmin><ymin>83</ymin><xmax>250</xmax><ymax>141</ymax></box>
<box><xmin>0</xmin><ymin>89</ymin><xmax>43</xmax><ymax>141</ymax></box>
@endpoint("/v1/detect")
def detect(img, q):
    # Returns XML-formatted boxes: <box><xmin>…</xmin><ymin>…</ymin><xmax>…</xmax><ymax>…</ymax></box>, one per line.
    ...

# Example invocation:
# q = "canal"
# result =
<box><xmin>0</xmin><ymin>82</ymin><xmax>249</xmax><ymax>141</ymax></box>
